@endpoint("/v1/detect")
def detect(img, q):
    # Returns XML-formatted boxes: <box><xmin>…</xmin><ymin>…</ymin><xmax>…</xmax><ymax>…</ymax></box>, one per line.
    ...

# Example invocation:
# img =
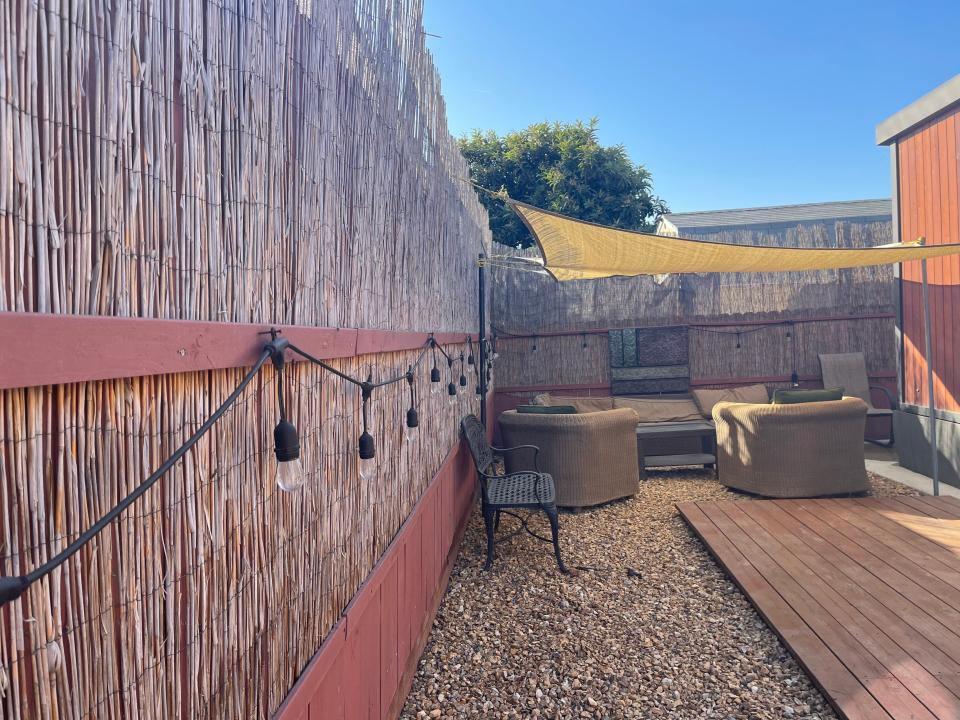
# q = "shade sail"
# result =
<box><xmin>511</xmin><ymin>201</ymin><xmax>960</xmax><ymax>281</ymax></box>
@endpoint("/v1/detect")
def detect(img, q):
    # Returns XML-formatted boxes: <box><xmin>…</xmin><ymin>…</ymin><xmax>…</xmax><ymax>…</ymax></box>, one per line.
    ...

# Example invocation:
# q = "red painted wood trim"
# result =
<box><xmin>492</xmin><ymin>375</ymin><xmax>895</xmax><ymax>393</ymax></box>
<box><xmin>0</xmin><ymin>313</ymin><xmax>476</xmax><ymax>390</ymax></box>
<box><xmin>495</xmin><ymin>313</ymin><xmax>896</xmax><ymax>340</ymax></box>
<box><xmin>687</xmin><ymin>313</ymin><xmax>895</xmax><ymax>328</ymax></box>
<box><xmin>271</xmin><ymin>421</ymin><xmax>481</xmax><ymax>720</ymax></box>
<box><xmin>690</xmin><ymin>371</ymin><xmax>896</xmax><ymax>387</ymax></box>
<box><xmin>356</xmin><ymin>330</ymin><xmax>472</xmax><ymax>356</ymax></box>
<box><xmin>494</xmin><ymin>382</ymin><xmax>611</xmax><ymax>394</ymax></box>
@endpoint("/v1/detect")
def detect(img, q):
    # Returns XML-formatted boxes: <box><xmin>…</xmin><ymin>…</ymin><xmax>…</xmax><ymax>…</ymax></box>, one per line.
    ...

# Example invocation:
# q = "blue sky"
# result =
<box><xmin>424</xmin><ymin>1</ymin><xmax>960</xmax><ymax>213</ymax></box>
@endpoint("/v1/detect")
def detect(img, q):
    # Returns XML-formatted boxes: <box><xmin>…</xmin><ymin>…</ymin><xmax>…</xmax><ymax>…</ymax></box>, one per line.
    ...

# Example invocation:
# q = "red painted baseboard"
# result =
<box><xmin>272</xmin><ymin>404</ymin><xmax>488</xmax><ymax>720</ymax></box>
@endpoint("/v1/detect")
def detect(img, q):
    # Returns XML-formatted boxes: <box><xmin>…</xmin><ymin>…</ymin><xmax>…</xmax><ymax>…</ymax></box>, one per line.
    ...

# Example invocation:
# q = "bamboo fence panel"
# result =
<box><xmin>494</xmin><ymin>317</ymin><xmax>896</xmax><ymax>392</ymax></box>
<box><xmin>0</xmin><ymin>0</ymin><xmax>490</xmax><ymax>328</ymax></box>
<box><xmin>0</xmin><ymin>348</ymin><xmax>479</xmax><ymax>718</ymax></box>
<box><xmin>492</xmin><ymin>220</ymin><xmax>894</xmax><ymax>334</ymax></box>
<box><xmin>491</xmin><ymin>219</ymin><xmax>895</xmax><ymax>391</ymax></box>
<box><xmin>494</xmin><ymin>334</ymin><xmax>610</xmax><ymax>389</ymax></box>
<box><xmin>0</xmin><ymin>0</ymin><xmax>489</xmax><ymax>717</ymax></box>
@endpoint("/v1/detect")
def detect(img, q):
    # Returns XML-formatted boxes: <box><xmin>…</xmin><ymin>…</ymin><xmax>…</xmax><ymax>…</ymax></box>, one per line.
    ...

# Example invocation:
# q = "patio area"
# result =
<box><xmin>402</xmin><ymin>470</ymin><xmax>919</xmax><ymax>719</ymax></box>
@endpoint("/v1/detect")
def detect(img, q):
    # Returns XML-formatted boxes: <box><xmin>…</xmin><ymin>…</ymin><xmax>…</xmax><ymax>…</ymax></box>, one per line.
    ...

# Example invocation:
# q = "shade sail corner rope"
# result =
<box><xmin>508</xmin><ymin>200</ymin><xmax>960</xmax><ymax>281</ymax></box>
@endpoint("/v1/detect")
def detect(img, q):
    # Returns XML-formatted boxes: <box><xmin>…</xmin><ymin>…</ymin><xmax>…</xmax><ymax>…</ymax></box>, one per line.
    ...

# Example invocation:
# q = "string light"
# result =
<box><xmin>447</xmin><ymin>354</ymin><xmax>457</xmax><ymax>405</ymax></box>
<box><xmin>267</xmin><ymin>333</ymin><xmax>305</xmax><ymax>492</ymax></box>
<box><xmin>430</xmin><ymin>340</ymin><xmax>442</xmax><ymax>393</ymax></box>
<box><xmin>0</xmin><ymin>344</ymin><xmax>274</xmax><ymax>605</ymax></box>
<box><xmin>0</xmin><ymin>328</ymin><xmax>479</xmax><ymax>607</ymax></box>
<box><xmin>405</xmin><ymin>366</ymin><xmax>419</xmax><ymax>443</ymax></box>
<box><xmin>358</xmin><ymin>377</ymin><xmax>376</xmax><ymax>481</ymax></box>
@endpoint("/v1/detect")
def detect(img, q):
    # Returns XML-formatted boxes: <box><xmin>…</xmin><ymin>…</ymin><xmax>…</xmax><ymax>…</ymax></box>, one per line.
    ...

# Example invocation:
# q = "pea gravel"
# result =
<box><xmin>401</xmin><ymin>470</ymin><xmax>919</xmax><ymax>719</ymax></box>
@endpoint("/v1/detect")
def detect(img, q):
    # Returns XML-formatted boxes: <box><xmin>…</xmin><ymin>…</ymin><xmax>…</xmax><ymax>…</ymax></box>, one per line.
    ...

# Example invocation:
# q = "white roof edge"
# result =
<box><xmin>876</xmin><ymin>74</ymin><xmax>960</xmax><ymax>146</ymax></box>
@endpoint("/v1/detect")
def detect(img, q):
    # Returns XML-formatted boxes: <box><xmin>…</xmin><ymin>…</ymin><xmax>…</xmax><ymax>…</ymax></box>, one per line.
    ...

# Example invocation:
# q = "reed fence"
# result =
<box><xmin>491</xmin><ymin>219</ymin><xmax>895</xmax><ymax>391</ymax></box>
<box><xmin>0</xmin><ymin>0</ymin><xmax>488</xmax><ymax>717</ymax></box>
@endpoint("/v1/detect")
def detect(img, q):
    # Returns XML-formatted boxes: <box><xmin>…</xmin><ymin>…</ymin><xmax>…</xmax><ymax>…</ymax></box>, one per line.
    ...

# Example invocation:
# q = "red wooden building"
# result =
<box><xmin>877</xmin><ymin>75</ymin><xmax>960</xmax><ymax>486</ymax></box>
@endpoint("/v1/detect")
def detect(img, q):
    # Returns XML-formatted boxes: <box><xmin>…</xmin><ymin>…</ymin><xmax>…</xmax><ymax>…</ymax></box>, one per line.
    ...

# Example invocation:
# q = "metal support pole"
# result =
<box><xmin>478</xmin><ymin>253</ymin><xmax>488</xmax><ymax>428</ymax></box>
<box><xmin>921</xmin><ymin>258</ymin><xmax>940</xmax><ymax>495</ymax></box>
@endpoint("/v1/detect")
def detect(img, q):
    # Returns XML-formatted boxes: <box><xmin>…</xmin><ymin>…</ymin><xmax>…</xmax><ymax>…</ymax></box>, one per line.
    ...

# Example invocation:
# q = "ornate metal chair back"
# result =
<box><xmin>461</xmin><ymin>414</ymin><xmax>495</xmax><ymax>476</ymax></box>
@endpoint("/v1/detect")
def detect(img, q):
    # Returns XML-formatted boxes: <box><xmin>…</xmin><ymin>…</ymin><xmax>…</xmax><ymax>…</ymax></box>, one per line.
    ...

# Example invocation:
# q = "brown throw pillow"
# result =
<box><xmin>540</xmin><ymin>395</ymin><xmax>614</xmax><ymax>413</ymax></box>
<box><xmin>691</xmin><ymin>384</ymin><xmax>769</xmax><ymax>417</ymax></box>
<box><xmin>771</xmin><ymin>388</ymin><xmax>844</xmax><ymax>405</ymax></box>
<box><xmin>613</xmin><ymin>397</ymin><xmax>702</xmax><ymax>423</ymax></box>
<box><xmin>515</xmin><ymin>405</ymin><xmax>577</xmax><ymax>414</ymax></box>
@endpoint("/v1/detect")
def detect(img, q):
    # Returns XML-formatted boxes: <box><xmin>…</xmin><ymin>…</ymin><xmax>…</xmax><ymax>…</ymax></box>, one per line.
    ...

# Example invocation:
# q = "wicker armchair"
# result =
<box><xmin>497</xmin><ymin>408</ymin><xmax>640</xmax><ymax>508</ymax></box>
<box><xmin>713</xmin><ymin>398</ymin><xmax>869</xmax><ymax>498</ymax></box>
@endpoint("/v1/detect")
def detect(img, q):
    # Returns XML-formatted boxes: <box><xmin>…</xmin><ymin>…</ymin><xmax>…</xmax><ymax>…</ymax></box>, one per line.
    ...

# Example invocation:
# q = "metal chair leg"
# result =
<box><xmin>482</xmin><ymin>506</ymin><xmax>496</xmax><ymax>571</ymax></box>
<box><xmin>543</xmin><ymin>504</ymin><xmax>569</xmax><ymax>574</ymax></box>
<box><xmin>494</xmin><ymin>509</ymin><xmax>502</xmax><ymax>532</ymax></box>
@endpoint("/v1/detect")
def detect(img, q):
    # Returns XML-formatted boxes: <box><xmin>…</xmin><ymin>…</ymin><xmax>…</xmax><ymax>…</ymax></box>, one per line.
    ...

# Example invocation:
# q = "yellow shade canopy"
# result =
<box><xmin>511</xmin><ymin>200</ymin><xmax>960</xmax><ymax>281</ymax></box>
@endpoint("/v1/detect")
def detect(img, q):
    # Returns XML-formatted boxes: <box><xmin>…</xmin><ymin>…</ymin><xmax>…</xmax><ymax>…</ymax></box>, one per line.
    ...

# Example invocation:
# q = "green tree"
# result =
<box><xmin>459</xmin><ymin>119</ymin><xmax>667</xmax><ymax>248</ymax></box>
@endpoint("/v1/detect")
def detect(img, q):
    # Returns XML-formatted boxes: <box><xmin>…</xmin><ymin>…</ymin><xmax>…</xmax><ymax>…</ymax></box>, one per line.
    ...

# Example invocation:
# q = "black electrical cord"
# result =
<box><xmin>287</xmin><ymin>337</ymin><xmax>436</xmax><ymax>390</ymax></box>
<box><xmin>1</xmin><ymin>329</ymin><xmax>473</xmax><ymax>606</ymax></box>
<box><xmin>0</xmin><ymin>347</ymin><xmax>273</xmax><ymax>604</ymax></box>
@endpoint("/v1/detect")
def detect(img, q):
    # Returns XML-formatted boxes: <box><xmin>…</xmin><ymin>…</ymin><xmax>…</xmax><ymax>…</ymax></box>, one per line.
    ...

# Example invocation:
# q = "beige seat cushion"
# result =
<box><xmin>613</xmin><ymin>396</ymin><xmax>702</xmax><ymax>423</ymax></box>
<box><xmin>691</xmin><ymin>384</ymin><xmax>769</xmax><ymax>417</ymax></box>
<box><xmin>531</xmin><ymin>393</ymin><xmax>614</xmax><ymax>414</ymax></box>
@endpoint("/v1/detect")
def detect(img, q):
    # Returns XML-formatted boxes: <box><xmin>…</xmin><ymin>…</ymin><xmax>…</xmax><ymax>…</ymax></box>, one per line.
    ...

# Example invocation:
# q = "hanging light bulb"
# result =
<box><xmin>274</xmin><ymin>418</ymin><xmax>305</xmax><ymax>491</ymax></box>
<box><xmin>790</xmin><ymin>371</ymin><xmax>800</xmax><ymax>388</ymax></box>
<box><xmin>358</xmin><ymin>381</ymin><xmax>376</xmax><ymax>480</ymax></box>
<box><xmin>458</xmin><ymin>352</ymin><xmax>467</xmax><ymax>387</ymax></box>
<box><xmin>358</xmin><ymin>430</ymin><xmax>376</xmax><ymax>480</ymax></box>
<box><xmin>405</xmin><ymin>408</ymin><xmax>419</xmax><ymax>444</ymax></box>
<box><xmin>268</xmin><ymin>332</ymin><xmax>305</xmax><ymax>492</ymax></box>
<box><xmin>446</xmin><ymin>354</ymin><xmax>458</xmax><ymax>405</ymax></box>
<box><xmin>735</xmin><ymin>332</ymin><xmax>741</xmax><ymax>350</ymax></box>
<box><xmin>405</xmin><ymin>366</ymin><xmax>419</xmax><ymax>444</ymax></box>
<box><xmin>467</xmin><ymin>337</ymin><xmax>476</xmax><ymax>366</ymax></box>
<box><xmin>430</xmin><ymin>340</ymin><xmax>441</xmax><ymax>394</ymax></box>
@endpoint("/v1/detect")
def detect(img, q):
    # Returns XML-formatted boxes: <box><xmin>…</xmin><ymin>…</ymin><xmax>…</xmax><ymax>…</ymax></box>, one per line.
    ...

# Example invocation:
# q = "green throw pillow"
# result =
<box><xmin>771</xmin><ymin>387</ymin><xmax>844</xmax><ymax>405</ymax></box>
<box><xmin>516</xmin><ymin>405</ymin><xmax>577</xmax><ymax>414</ymax></box>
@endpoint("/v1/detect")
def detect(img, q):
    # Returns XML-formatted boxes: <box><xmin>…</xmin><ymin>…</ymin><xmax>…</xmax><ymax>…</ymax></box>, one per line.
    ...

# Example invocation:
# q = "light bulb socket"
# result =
<box><xmin>447</xmin><ymin>382</ymin><xmax>457</xmax><ymax>396</ymax></box>
<box><xmin>273</xmin><ymin>419</ymin><xmax>300</xmax><ymax>462</ymax></box>
<box><xmin>406</xmin><ymin>407</ymin><xmax>419</xmax><ymax>429</ymax></box>
<box><xmin>430</xmin><ymin>367</ymin><xmax>441</xmax><ymax>383</ymax></box>
<box><xmin>0</xmin><ymin>575</ymin><xmax>30</xmax><ymax>604</ymax></box>
<box><xmin>467</xmin><ymin>353</ymin><xmax>475</xmax><ymax>365</ymax></box>
<box><xmin>458</xmin><ymin>374</ymin><xmax>467</xmax><ymax>387</ymax></box>
<box><xmin>790</xmin><ymin>371</ymin><xmax>800</xmax><ymax>387</ymax></box>
<box><xmin>358</xmin><ymin>431</ymin><xmax>376</xmax><ymax>460</ymax></box>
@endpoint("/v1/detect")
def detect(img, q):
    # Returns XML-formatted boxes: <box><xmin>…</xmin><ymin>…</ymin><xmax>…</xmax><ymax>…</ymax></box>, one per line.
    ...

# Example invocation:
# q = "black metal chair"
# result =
<box><xmin>460</xmin><ymin>415</ymin><xmax>569</xmax><ymax>574</ymax></box>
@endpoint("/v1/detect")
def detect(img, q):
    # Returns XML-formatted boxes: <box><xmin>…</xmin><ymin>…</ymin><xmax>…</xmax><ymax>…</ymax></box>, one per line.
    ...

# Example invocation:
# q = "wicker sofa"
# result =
<box><xmin>498</xmin><ymin>408</ymin><xmax>640</xmax><ymax>508</ymax></box>
<box><xmin>713</xmin><ymin>397</ymin><xmax>869</xmax><ymax>498</ymax></box>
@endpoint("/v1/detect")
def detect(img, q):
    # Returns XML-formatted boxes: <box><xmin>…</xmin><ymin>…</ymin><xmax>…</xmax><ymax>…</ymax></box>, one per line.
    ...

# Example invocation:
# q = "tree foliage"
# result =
<box><xmin>459</xmin><ymin>119</ymin><xmax>667</xmax><ymax>248</ymax></box>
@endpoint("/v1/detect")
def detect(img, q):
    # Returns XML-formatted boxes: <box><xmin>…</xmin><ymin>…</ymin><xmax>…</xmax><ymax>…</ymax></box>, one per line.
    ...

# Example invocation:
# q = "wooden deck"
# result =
<box><xmin>677</xmin><ymin>496</ymin><xmax>960</xmax><ymax>720</ymax></box>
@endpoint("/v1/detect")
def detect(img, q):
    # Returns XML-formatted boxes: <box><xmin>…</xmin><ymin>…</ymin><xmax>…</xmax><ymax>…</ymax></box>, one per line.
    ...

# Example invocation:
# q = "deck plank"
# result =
<box><xmin>678</xmin><ymin>497</ymin><xmax>960</xmax><ymax>720</ymax></box>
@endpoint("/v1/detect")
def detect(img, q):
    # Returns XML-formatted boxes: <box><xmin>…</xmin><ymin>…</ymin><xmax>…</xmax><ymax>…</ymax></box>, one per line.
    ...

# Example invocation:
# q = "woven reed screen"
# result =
<box><xmin>0</xmin><ymin>1</ymin><xmax>488</xmax><ymax>717</ymax></box>
<box><xmin>491</xmin><ymin>219</ymin><xmax>895</xmax><ymax>390</ymax></box>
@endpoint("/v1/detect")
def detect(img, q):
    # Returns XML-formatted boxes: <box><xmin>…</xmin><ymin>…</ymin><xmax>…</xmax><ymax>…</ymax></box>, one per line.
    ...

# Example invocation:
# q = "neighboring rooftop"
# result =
<box><xmin>657</xmin><ymin>198</ymin><xmax>891</xmax><ymax>233</ymax></box>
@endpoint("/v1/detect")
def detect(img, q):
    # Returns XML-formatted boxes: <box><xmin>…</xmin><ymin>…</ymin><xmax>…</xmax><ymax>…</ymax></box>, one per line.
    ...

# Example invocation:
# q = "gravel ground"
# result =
<box><xmin>401</xmin><ymin>470</ymin><xmax>919</xmax><ymax>720</ymax></box>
